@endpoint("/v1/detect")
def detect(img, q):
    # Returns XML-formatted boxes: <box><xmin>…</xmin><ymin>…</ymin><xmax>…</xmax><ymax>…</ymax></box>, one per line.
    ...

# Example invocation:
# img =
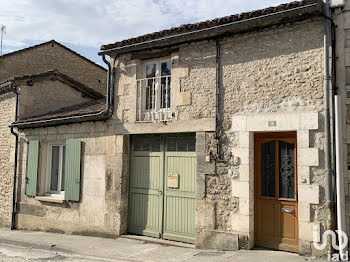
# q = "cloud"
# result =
<box><xmin>0</xmin><ymin>0</ymin><xmax>291</xmax><ymax>59</ymax></box>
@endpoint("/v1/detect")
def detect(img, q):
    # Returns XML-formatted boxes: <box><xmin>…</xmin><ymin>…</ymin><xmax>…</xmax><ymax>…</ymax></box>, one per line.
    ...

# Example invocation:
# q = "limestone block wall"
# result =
<box><xmin>110</xmin><ymin>41</ymin><xmax>217</xmax><ymax>135</ymax></box>
<box><xmin>0</xmin><ymin>92</ymin><xmax>16</xmax><ymax>227</ymax></box>
<box><xmin>229</xmin><ymin>113</ymin><xmax>324</xmax><ymax>254</ymax></box>
<box><xmin>0</xmin><ymin>41</ymin><xmax>107</xmax><ymax>95</ymax></box>
<box><xmin>15</xmin><ymin>122</ymin><xmax>129</xmax><ymax>237</ymax></box>
<box><xmin>107</xmin><ymin>17</ymin><xmax>327</xmax><ymax>253</ymax></box>
<box><xmin>220</xmin><ymin>19</ymin><xmax>326</xmax><ymax>254</ymax></box>
<box><xmin>7</xmin><ymin>16</ymin><xmax>328</xmax><ymax>253</ymax></box>
<box><xmin>18</xmin><ymin>79</ymin><xmax>93</xmax><ymax>118</ymax></box>
<box><xmin>191</xmin><ymin>18</ymin><xmax>325</xmax><ymax>253</ymax></box>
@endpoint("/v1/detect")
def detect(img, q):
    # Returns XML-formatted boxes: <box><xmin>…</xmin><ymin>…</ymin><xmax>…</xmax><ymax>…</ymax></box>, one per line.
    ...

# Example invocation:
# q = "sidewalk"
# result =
<box><xmin>0</xmin><ymin>229</ymin><xmax>326</xmax><ymax>262</ymax></box>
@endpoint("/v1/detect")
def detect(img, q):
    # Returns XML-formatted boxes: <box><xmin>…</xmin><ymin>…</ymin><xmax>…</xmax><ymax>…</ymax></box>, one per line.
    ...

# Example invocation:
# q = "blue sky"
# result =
<box><xmin>0</xmin><ymin>0</ymin><xmax>291</xmax><ymax>67</ymax></box>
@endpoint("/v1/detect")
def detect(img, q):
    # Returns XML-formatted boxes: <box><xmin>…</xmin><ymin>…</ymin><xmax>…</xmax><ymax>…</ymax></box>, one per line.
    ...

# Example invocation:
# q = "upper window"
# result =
<box><xmin>136</xmin><ymin>59</ymin><xmax>172</xmax><ymax>122</ymax></box>
<box><xmin>47</xmin><ymin>145</ymin><xmax>66</xmax><ymax>194</ymax></box>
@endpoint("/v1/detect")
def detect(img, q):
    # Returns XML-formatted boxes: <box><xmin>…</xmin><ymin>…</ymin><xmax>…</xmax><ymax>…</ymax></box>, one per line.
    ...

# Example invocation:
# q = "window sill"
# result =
<box><xmin>35</xmin><ymin>196</ymin><xmax>65</xmax><ymax>204</ymax></box>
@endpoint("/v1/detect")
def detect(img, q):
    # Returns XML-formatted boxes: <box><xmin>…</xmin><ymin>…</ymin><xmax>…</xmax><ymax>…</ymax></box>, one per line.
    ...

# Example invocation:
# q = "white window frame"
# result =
<box><xmin>45</xmin><ymin>144</ymin><xmax>66</xmax><ymax>197</ymax></box>
<box><xmin>143</xmin><ymin>58</ymin><xmax>171</xmax><ymax>112</ymax></box>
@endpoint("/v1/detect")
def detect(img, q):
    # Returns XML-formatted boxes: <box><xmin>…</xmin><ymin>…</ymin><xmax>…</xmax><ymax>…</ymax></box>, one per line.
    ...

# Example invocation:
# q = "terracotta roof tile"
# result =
<box><xmin>15</xmin><ymin>99</ymin><xmax>106</xmax><ymax>124</ymax></box>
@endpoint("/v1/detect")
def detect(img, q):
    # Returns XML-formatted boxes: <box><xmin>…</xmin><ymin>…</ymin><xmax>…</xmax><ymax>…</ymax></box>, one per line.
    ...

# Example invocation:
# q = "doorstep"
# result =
<box><xmin>121</xmin><ymin>234</ymin><xmax>195</xmax><ymax>249</ymax></box>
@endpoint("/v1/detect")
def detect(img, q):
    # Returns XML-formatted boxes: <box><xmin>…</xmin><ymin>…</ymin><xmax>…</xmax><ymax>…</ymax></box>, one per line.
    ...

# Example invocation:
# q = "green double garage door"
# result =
<box><xmin>128</xmin><ymin>134</ymin><xmax>196</xmax><ymax>244</ymax></box>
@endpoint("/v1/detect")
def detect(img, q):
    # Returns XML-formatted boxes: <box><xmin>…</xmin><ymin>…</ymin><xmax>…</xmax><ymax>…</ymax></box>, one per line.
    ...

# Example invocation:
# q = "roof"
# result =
<box><xmin>1</xmin><ymin>40</ymin><xmax>106</xmax><ymax>71</ymax></box>
<box><xmin>0</xmin><ymin>69</ymin><xmax>104</xmax><ymax>99</ymax></box>
<box><xmin>100</xmin><ymin>0</ymin><xmax>323</xmax><ymax>53</ymax></box>
<box><xmin>15</xmin><ymin>98</ymin><xmax>106</xmax><ymax>124</ymax></box>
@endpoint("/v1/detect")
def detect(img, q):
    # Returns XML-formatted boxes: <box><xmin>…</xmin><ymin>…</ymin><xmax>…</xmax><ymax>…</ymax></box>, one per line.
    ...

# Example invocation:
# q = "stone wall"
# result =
<box><xmin>109</xmin><ymin>17</ymin><xmax>326</xmax><ymax>254</ymax></box>
<box><xmin>0</xmin><ymin>92</ymin><xmax>16</xmax><ymax>227</ymax></box>
<box><xmin>18</xmin><ymin>79</ymin><xmax>92</xmax><ymax>118</ymax></box>
<box><xmin>219</xmin><ymin>18</ymin><xmax>325</xmax><ymax>254</ymax></box>
<box><xmin>0</xmin><ymin>41</ymin><xmax>107</xmax><ymax>95</ymax></box>
<box><xmin>15</xmin><ymin>122</ymin><xmax>129</xmax><ymax>236</ymax></box>
<box><xmin>13</xmin><ymin>17</ymin><xmax>328</xmax><ymax>254</ymax></box>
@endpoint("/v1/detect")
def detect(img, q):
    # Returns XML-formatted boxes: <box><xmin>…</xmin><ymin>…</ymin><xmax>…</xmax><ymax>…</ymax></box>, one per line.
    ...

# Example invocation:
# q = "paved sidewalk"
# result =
<box><xmin>0</xmin><ymin>229</ymin><xmax>326</xmax><ymax>261</ymax></box>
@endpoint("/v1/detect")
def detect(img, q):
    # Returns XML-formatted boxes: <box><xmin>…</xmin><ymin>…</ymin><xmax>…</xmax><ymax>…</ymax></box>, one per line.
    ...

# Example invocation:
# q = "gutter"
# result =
<box><xmin>99</xmin><ymin>1</ymin><xmax>323</xmax><ymax>56</ymax></box>
<box><xmin>10</xmin><ymin>55</ymin><xmax>115</xmax><ymax>129</ymax></box>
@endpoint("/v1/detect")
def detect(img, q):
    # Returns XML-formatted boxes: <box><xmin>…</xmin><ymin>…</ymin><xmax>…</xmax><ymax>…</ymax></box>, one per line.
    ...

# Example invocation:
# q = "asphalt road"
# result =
<box><xmin>0</xmin><ymin>244</ymin><xmax>109</xmax><ymax>262</ymax></box>
<box><xmin>0</xmin><ymin>243</ymin><xmax>328</xmax><ymax>262</ymax></box>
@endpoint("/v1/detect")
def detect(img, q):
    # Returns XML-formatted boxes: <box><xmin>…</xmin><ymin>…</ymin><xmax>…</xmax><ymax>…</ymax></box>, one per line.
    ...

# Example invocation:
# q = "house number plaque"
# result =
<box><xmin>268</xmin><ymin>120</ymin><xmax>277</xmax><ymax>127</ymax></box>
<box><xmin>168</xmin><ymin>173</ymin><xmax>179</xmax><ymax>189</ymax></box>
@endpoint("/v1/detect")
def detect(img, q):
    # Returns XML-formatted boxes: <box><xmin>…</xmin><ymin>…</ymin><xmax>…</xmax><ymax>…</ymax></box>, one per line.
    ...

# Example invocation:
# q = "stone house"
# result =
<box><xmin>2</xmin><ymin>0</ymin><xmax>347</xmax><ymax>256</ymax></box>
<box><xmin>0</xmin><ymin>40</ymin><xmax>107</xmax><ymax>94</ymax></box>
<box><xmin>0</xmin><ymin>41</ymin><xmax>107</xmax><ymax>229</ymax></box>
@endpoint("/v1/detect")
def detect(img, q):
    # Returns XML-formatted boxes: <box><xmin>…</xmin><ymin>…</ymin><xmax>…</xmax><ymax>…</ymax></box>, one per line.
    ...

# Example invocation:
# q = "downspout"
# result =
<box><xmin>102</xmin><ymin>54</ymin><xmax>113</xmax><ymax>115</ymax></box>
<box><xmin>10</xmin><ymin>86</ymin><xmax>18</xmax><ymax>230</ymax></box>
<box><xmin>215</xmin><ymin>40</ymin><xmax>221</xmax><ymax>159</ymax></box>
<box><xmin>323</xmin><ymin>0</ymin><xmax>334</xmax><ymax>251</ymax></box>
<box><xmin>214</xmin><ymin>39</ymin><xmax>226</xmax><ymax>162</ymax></box>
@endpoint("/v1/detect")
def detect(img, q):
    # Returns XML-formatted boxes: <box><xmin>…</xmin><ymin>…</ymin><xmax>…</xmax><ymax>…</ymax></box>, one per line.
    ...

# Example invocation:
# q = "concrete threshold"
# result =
<box><xmin>121</xmin><ymin>234</ymin><xmax>195</xmax><ymax>249</ymax></box>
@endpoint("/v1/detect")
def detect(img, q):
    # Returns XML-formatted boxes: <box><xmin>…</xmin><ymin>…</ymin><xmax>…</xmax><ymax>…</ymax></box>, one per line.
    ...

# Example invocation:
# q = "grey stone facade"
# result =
<box><xmin>6</xmin><ymin>15</ymin><xmax>332</xmax><ymax>255</ymax></box>
<box><xmin>0</xmin><ymin>92</ymin><xmax>16</xmax><ymax>227</ymax></box>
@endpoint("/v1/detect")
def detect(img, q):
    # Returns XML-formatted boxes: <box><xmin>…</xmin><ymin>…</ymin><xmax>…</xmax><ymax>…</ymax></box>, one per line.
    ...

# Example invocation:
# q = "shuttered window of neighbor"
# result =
<box><xmin>25</xmin><ymin>139</ymin><xmax>82</xmax><ymax>202</ymax></box>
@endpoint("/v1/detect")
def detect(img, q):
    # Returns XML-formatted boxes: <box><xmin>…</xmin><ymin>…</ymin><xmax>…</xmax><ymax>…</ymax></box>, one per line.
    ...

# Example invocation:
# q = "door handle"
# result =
<box><xmin>281</xmin><ymin>207</ymin><xmax>294</xmax><ymax>213</ymax></box>
<box><xmin>156</xmin><ymin>190</ymin><xmax>163</xmax><ymax>196</ymax></box>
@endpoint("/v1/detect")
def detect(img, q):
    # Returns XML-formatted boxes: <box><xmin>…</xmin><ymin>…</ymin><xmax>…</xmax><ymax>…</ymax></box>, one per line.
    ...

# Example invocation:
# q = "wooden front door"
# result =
<box><xmin>254</xmin><ymin>132</ymin><xmax>298</xmax><ymax>252</ymax></box>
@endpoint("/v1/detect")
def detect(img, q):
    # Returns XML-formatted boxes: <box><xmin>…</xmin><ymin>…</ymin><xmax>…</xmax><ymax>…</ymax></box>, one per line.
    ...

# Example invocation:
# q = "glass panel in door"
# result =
<box><xmin>260</xmin><ymin>141</ymin><xmax>276</xmax><ymax>197</ymax></box>
<box><xmin>278</xmin><ymin>141</ymin><xmax>295</xmax><ymax>199</ymax></box>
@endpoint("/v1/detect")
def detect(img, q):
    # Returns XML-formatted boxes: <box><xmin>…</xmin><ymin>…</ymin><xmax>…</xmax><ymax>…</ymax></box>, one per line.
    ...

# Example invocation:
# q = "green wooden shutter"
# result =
<box><xmin>25</xmin><ymin>140</ymin><xmax>39</xmax><ymax>197</ymax></box>
<box><xmin>64</xmin><ymin>139</ymin><xmax>81</xmax><ymax>201</ymax></box>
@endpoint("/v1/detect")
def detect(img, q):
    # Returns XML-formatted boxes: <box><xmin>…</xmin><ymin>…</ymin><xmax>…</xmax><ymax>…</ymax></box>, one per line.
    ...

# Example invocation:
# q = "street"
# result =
<box><xmin>0</xmin><ymin>235</ymin><xmax>328</xmax><ymax>262</ymax></box>
<box><xmin>0</xmin><ymin>244</ymin><xmax>108</xmax><ymax>262</ymax></box>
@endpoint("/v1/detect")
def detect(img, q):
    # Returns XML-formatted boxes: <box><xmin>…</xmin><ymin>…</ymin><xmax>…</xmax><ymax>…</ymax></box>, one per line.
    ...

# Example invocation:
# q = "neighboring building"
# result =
<box><xmin>0</xmin><ymin>40</ymin><xmax>107</xmax><ymax>229</ymax></box>
<box><xmin>2</xmin><ymin>0</ymin><xmax>346</xmax><ymax>256</ymax></box>
<box><xmin>333</xmin><ymin>0</ymin><xmax>350</xmax><ymax>251</ymax></box>
<box><xmin>0</xmin><ymin>40</ymin><xmax>107</xmax><ymax>95</ymax></box>
<box><xmin>0</xmin><ymin>69</ymin><xmax>104</xmax><ymax>228</ymax></box>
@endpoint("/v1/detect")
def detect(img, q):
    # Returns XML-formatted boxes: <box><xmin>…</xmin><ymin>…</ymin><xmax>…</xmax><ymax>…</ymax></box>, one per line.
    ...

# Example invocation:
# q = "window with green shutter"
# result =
<box><xmin>64</xmin><ymin>139</ymin><xmax>81</xmax><ymax>201</ymax></box>
<box><xmin>26</xmin><ymin>139</ymin><xmax>82</xmax><ymax>202</ymax></box>
<box><xmin>25</xmin><ymin>140</ymin><xmax>39</xmax><ymax>197</ymax></box>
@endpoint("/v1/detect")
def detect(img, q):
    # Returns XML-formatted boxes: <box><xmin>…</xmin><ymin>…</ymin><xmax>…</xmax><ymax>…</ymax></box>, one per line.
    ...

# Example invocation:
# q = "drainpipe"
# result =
<box><xmin>10</xmin><ymin>86</ymin><xmax>18</xmax><ymax>230</ymax></box>
<box><xmin>213</xmin><ymin>39</ymin><xmax>226</xmax><ymax>163</ymax></box>
<box><xmin>335</xmin><ymin>95</ymin><xmax>346</xmax><ymax>257</ymax></box>
<box><xmin>323</xmin><ymin>0</ymin><xmax>334</xmax><ymax>251</ymax></box>
<box><xmin>215</xmin><ymin>40</ymin><xmax>221</xmax><ymax>159</ymax></box>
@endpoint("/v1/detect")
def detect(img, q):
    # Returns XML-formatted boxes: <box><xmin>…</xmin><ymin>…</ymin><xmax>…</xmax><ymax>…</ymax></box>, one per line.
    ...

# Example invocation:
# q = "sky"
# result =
<box><xmin>0</xmin><ymin>0</ymin><xmax>291</xmax><ymax>67</ymax></box>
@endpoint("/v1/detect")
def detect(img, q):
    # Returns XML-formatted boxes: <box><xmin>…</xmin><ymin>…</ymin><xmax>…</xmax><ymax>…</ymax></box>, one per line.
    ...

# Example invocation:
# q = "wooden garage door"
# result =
<box><xmin>128</xmin><ymin>134</ymin><xmax>196</xmax><ymax>243</ymax></box>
